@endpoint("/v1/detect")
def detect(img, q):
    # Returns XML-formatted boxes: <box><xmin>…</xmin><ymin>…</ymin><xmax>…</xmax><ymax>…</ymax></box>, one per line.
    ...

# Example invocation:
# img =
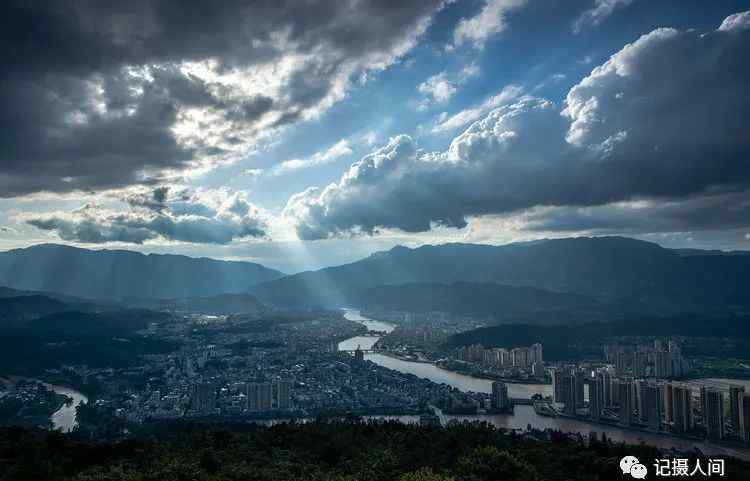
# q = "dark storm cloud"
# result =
<box><xmin>125</xmin><ymin>185</ymin><xmax>173</xmax><ymax>211</ymax></box>
<box><xmin>0</xmin><ymin>0</ymin><xmax>444</xmax><ymax>197</ymax></box>
<box><xmin>27</xmin><ymin>216</ymin><xmax>158</xmax><ymax>244</ymax></box>
<box><xmin>522</xmin><ymin>190</ymin><xmax>750</xmax><ymax>234</ymax></box>
<box><xmin>27</xmin><ymin>187</ymin><xmax>267</xmax><ymax>244</ymax></box>
<box><xmin>287</xmin><ymin>12</ymin><xmax>750</xmax><ymax>239</ymax></box>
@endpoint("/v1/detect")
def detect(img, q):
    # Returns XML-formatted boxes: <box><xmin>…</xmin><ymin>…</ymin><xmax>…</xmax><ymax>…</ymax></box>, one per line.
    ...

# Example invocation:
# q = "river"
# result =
<box><xmin>339</xmin><ymin>309</ymin><xmax>551</xmax><ymax>398</ymax></box>
<box><xmin>339</xmin><ymin>309</ymin><xmax>750</xmax><ymax>460</ymax></box>
<box><xmin>44</xmin><ymin>383</ymin><xmax>88</xmax><ymax>432</ymax></box>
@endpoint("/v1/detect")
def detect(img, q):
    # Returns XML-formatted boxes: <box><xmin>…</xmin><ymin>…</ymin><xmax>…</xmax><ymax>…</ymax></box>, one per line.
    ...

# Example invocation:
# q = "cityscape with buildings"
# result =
<box><xmin>17</xmin><ymin>310</ymin><xmax>497</xmax><ymax>434</ymax></box>
<box><xmin>3</xmin><ymin>1</ymin><xmax>750</xmax><ymax>478</ymax></box>
<box><xmin>550</xmin><ymin>365</ymin><xmax>750</xmax><ymax>444</ymax></box>
<box><xmin>548</xmin><ymin>339</ymin><xmax>750</xmax><ymax>446</ymax></box>
<box><xmin>447</xmin><ymin>342</ymin><xmax>547</xmax><ymax>381</ymax></box>
<box><xmin>4</xmin><ymin>303</ymin><xmax>749</xmax><ymax>454</ymax></box>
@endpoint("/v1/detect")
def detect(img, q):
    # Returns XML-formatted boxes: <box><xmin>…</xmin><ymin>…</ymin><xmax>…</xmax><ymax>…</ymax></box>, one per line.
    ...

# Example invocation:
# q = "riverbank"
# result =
<box><xmin>44</xmin><ymin>383</ymin><xmax>89</xmax><ymax>432</ymax></box>
<box><xmin>380</xmin><ymin>350</ymin><xmax>550</xmax><ymax>387</ymax></box>
<box><xmin>552</xmin><ymin>410</ymin><xmax>750</xmax><ymax>458</ymax></box>
<box><xmin>373</xmin><ymin>349</ymin><xmax>437</xmax><ymax>365</ymax></box>
<box><xmin>436</xmin><ymin>359</ymin><xmax>548</xmax><ymax>385</ymax></box>
<box><xmin>181</xmin><ymin>406</ymin><xmax>750</xmax><ymax>462</ymax></box>
<box><xmin>340</xmin><ymin>309</ymin><xmax>750</xmax><ymax>460</ymax></box>
<box><xmin>0</xmin><ymin>377</ymin><xmax>72</xmax><ymax>429</ymax></box>
<box><xmin>2</xmin><ymin>376</ymin><xmax>89</xmax><ymax>432</ymax></box>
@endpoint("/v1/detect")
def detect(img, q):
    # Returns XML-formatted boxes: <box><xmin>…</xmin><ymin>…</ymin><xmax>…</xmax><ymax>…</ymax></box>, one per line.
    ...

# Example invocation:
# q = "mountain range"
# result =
<box><xmin>250</xmin><ymin>236</ymin><xmax>750</xmax><ymax>315</ymax></box>
<box><xmin>0</xmin><ymin>243</ymin><xmax>283</xmax><ymax>300</ymax></box>
<box><xmin>0</xmin><ymin>286</ymin><xmax>109</xmax><ymax>328</ymax></box>
<box><xmin>0</xmin><ymin>286</ymin><xmax>154</xmax><ymax>330</ymax></box>
<box><xmin>357</xmin><ymin>282</ymin><xmax>602</xmax><ymax>323</ymax></box>
<box><xmin>447</xmin><ymin>313</ymin><xmax>750</xmax><ymax>361</ymax></box>
<box><xmin>1</xmin><ymin>237</ymin><xmax>749</xmax><ymax>319</ymax></box>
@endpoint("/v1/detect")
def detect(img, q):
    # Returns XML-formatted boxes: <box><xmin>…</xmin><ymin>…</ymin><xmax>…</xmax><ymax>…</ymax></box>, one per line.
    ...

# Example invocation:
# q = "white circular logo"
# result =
<box><xmin>620</xmin><ymin>456</ymin><xmax>640</xmax><ymax>475</ymax></box>
<box><xmin>630</xmin><ymin>463</ymin><xmax>648</xmax><ymax>479</ymax></box>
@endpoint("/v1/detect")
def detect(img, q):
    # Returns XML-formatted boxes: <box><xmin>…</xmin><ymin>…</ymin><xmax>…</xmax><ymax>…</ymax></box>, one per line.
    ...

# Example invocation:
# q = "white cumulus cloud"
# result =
<box><xmin>573</xmin><ymin>0</ymin><xmax>635</xmax><ymax>34</ymax></box>
<box><xmin>272</xmin><ymin>139</ymin><xmax>354</xmax><ymax>176</ymax></box>
<box><xmin>25</xmin><ymin>187</ymin><xmax>268</xmax><ymax>245</ymax></box>
<box><xmin>418</xmin><ymin>72</ymin><xmax>458</xmax><ymax>104</ymax></box>
<box><xmin>287</xmin><ymin>12</ymin><xmax>750</xmax><ymax>240</ymax></box>
<box><xmin>451</xmin><ymin>0</ymin><xmax>527</xmax><ymax>50</ymax></box>
<box><xmin>432</xmin><ymin>84</ymin><xmax>524</xmax><ymax>132</ymax></box>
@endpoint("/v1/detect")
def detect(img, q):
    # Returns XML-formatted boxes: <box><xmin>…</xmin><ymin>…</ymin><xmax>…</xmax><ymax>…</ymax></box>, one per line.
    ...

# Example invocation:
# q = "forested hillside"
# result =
<box><xmin>3</xmin><ymin>421</ymin><xmax>748</xmax><ymax>480</ymax></box>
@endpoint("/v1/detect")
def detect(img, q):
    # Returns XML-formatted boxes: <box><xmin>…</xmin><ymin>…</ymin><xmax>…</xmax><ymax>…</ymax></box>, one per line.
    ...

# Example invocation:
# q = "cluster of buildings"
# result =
<box><xmin>453</xmin><ymin>342</ymin><xmax>545</xmax><ymax>378</ymax></box>
<box><xmin>698</xmin><ymin>383</ymin><xmax>749</xmax><ymax>442</ymax></box>
<box><xmin>375</xmin><ymin>327</ymin><xmax>447</xmax><ymax>351</ymax></box>
<box><xmin>363</xmin><ymin>310</ymin><xmax>489</xmax><ymax>337</ymax></box>
<box><xmin>366</xmin><ymin>310</ymin><xmax>492</xmax><ymax>359</ymax></box>
<box><xmin>187</xmin><ymin>380</ymin><xmax>292</xmax><ymax>416</ymax></box>
<box><xmin>603</xmin><ymin>339</ymin><xmax>690</xmax><ymax>378</ymax></box>
<box><xmin>26</xmin><ymin>304</ymin><xmax>750</xmax><ymax>453</ymax></box>
<box><xmin>362</xmin><ymin>310</ymin><xmax>453</xmax><ymax>325</ymax></box>
<box><xmin>71</xmin><ymin>312</ymin><xmax>499</xmax><ymax>427</ymax></box>
<box><xmin>551</xmin><ymin>365</ymin><xmax>750</xmax><ymax>443</ymax></box>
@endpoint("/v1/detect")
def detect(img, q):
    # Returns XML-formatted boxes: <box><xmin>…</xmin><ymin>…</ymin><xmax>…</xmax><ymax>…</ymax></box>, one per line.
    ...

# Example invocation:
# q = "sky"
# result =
<box><xmin>2</xmin><ymin>0</ymin><xmax>750</xmax><ymax>273</ymax></box>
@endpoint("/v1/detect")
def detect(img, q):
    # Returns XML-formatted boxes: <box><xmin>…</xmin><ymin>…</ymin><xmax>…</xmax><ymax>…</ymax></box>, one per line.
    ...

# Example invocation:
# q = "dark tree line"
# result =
<box><xmin>1</xmin><ymin>420</ymin><xmax>749</xmax><ymax>480</ymax></box>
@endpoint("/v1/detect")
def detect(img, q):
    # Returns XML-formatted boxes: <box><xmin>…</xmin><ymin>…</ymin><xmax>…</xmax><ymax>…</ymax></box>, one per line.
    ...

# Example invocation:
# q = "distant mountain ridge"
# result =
<box><xmin>0</xmin><ymin>244</ymin><xmax>284</xmax><ymax>301</ymax></box>
<box><xmin>0</xmin><ymin>286</ymin><xmax>110</xmax><ymax>328</ymax></box>
<box><xmin>0</xmin><ymin>284</ymin><xmax>264</xmax><ymax>321</ymax></box>
<box><xmin>357</xmin><ymin>282</ymin><xmax>600</xmax><ymax>322</ymax></box>
<box><xmin>0</xmin><ymin>295</ymin><xmax>72</xmax><ymax>328</ymax></box>
<box><xmin>2</xmin><ymin>238</ymin><xmax>749</xmax><ymax>317</ymax></box>
<box><xmin>447</xmin><ymin>314</ymin><xmax>750</xmax><ymax>360</ymax></box>
<box><xmin>0</xmin><ymin>285</ymin><xmax>169</xmax><ymax>338</ymax></box>
<box><xmin>251</xmin><ymin>236</ymin><xmax>750</xmax><ymax>315</ymax></box>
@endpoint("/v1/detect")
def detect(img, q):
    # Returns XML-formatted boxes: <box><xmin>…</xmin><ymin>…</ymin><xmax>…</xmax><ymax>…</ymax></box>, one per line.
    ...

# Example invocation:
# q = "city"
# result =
<box><xmin>4</xmin><ymin>304</ymin><xmax>749</xmax><ymax>458</ymax></box>
<box><xmin>2</xmin><ymin>1</ymin><xmax>750</xmax><ymax>479</ymax></box>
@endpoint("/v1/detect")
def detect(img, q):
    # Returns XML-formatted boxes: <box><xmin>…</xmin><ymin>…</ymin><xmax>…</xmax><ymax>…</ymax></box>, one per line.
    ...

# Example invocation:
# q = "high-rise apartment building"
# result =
<box><xmin>551</xmin><ymin>368</ymin><xmax>564</xmax><ymax>403</ymax></box>
<box><xmin>247</xmin><ymin>382</ymin><xmax>273</xmax><ymax>412</ymax></box>
<box><xmin>491</xmin><ymin>381</ymin><xmax>509</xmax><ymax>411</ymax></box>
<box><xmin>190</xmin><ymin>383</ymin><xmax>216</xmax><ymax>415</ymax></box>
<box><xmin>511</xmin><ymin>347</ymin><xmax>529</xmax><ymax>368</ymax></box>
<box><xmin>742</xmin><ymin>394</ymin><xmax>750</xmax><ymax>443</ymax></box>
<box><xmin>729</xmin><ymin>385</ymin><xmax>746</xmax><ymax>440</ymax></box>
<box><xmin>276</xmin><ymin>380</ymin><xmax>292</xmax><ymax>410</ymax></box>
<box><xmin>618</xmin><ymin>379</ymin><xmax>634</xmax><ymax>426</ymax></box>
<box><xmin>574</xmin><ymin>370</ymin><xmax>586</xmax><ymax>408</ymax></box>
<box><xmin>655</xmin><ymin>351</ymin><xmax>673</xmax><ymax>378</ymax></box>
<box><xmin>664</xmin><ymin>383</ymin><xmax>674</xmax><ymax>423</ymax></box>
<box><xmin>633</xmin><ymin>352</ymin><xmax>648</xmax><ymax>378</ymax></box>
<box><xmin>600</xmin><ymin>369</ymin><xmax>613</xmax><ymax>407</ymax></box>
<box><xmin>531</xmin><ymin>343</ymin><xmax>543</xmax><ymax>364</ymax></box>
<box><xmin>704</xmin><ymin>388</ymin><xmax>725</xmax><ymax>440</ymax></box>
<box><xmin>639</xmin><ymin>382</ymin><xmax>662</xmax><ymax>431</ymax></box>
<box><xmin>561</xmin><ymin>372</ymin><xmax>576</xmax><ymax>415</ymax></box>
<box><xmin>671</xmin><ymin>384</ymin><xmax>693</xmax><ymax>433</ymax></box>
<box><xmin>589</xmin><ymin>376</ymin><xmax>603</xmax><ymax>422</ymax></box>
